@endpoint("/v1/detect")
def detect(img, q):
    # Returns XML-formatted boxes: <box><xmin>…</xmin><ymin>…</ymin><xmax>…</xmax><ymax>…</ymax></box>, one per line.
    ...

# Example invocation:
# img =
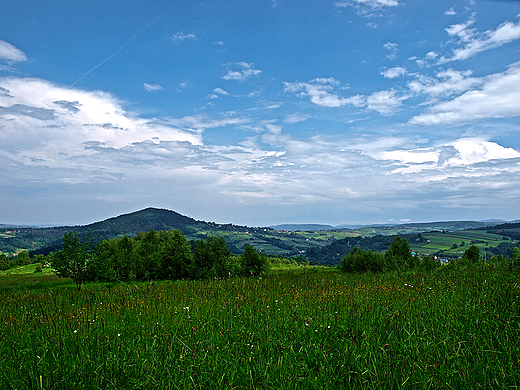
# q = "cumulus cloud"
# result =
<box><xmin>0</xmin><ymin>40</ymin><xmax>27</xmax><ymax>64</ymax></box>
<box><xmin>284</xmin><ymin>78</ymin><xmax>405</xmax><ymax>115</ymax></box>
<box><xmin>410</xmin><ymin>64</ymin><xmax>520</xmax><ymax>125</ymax></box>
<box><xmin>440</xmin><ymin>18</ymin><xmax>520</xmax><ymax>63</ymax></box>
<box><xmin>207</xmin><ymin>87</ymin><xmax>230</xmax><ymax>99</ymax></box>
<box><xmin>144</xmin><ymin>83</ymin><xmax>163</xmax><ymax>92</ymax></box>
<box><xmin>381</xmin><ymin>66</ymin><xmax>407</xmax><ymax>79</ymax></box>
<box><xmin>0</xmin><ymin>78</ymin><xmax>244</xmax><ymax>175</ymax></box>
<box><xmin>222</xmin><ymin>62</ymin><xmax>262</xmax><ymax>81</ymax></box>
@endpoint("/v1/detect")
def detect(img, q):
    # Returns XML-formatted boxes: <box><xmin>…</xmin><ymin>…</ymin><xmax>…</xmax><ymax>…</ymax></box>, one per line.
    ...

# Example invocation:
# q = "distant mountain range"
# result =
<box><xmin>270</xmin><ymin>220</ymin><xmax>510</xmax><ymax>232</ymax></box>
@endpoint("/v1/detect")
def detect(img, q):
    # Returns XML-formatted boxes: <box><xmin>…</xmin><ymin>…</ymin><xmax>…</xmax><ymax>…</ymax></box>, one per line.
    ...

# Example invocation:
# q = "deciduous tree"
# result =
<box><xmin>52</xmin><ymin>231</ymin><xmax>96</xmax><ymax>291</ymax></box>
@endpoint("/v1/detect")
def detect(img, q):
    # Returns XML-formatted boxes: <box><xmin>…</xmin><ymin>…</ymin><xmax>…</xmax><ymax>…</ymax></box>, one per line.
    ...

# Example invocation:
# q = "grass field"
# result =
<box><xmin>1</xmin><ymin>263</ymin><xmax>520</xmax><ymax>389</ymax></box>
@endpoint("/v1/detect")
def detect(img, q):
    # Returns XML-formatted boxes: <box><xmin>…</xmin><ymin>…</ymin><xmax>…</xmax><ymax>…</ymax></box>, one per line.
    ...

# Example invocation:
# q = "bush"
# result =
<box><xmin>340</xmin><ymin>247</ymin><xmax>383</xmax><ymax>273</ymax></box>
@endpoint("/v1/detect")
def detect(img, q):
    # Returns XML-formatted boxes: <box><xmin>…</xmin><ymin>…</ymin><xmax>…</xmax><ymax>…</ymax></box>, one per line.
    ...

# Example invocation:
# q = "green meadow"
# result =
<box><xmin>1</xmin><ymin>263</ymin><xmax>519</xmax><ymax>389</ymax></box>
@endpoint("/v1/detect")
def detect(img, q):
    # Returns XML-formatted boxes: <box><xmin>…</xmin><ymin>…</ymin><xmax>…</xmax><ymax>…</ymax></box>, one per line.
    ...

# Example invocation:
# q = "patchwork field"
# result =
<box><xmin>409</xmin><ymin>231</ymin><xmax>510</xmax><ymax>257</ymax></box>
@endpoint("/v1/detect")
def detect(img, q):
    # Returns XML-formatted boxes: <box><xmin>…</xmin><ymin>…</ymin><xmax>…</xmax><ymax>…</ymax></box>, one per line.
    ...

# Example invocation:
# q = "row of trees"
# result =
<box><xmin>52</xmin><ymin>230</ymin><xmax>268</xmax><ymax>290</ymax></box>
<box><xmin>0</xmin><ymin>251</ymin><xmax>31</xmax><ymax>271</ymax></box>
<box><xmin>340</xmin><ymin>236</ymin><xmax>520</xmax><ymax>274</ymax></box>
<box><xmin>340</xmin><ymin>236</ymin><xmax>438</xmax><ymax>274</ymax></box>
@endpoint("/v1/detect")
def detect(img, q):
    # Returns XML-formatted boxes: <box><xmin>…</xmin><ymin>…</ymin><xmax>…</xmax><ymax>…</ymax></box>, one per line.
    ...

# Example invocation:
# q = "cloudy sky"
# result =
<box><xmin>2</xmin><ymin>0</ymin><xmax>520</xmax><ymax>226</ymax></box>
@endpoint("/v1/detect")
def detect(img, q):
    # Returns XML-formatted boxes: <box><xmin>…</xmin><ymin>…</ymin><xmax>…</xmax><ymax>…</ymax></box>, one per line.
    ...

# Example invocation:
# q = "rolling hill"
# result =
<box><xmin>1</xmin><ymin>207</ymin><xmax>519</xmax><ymax>262</ymax></box>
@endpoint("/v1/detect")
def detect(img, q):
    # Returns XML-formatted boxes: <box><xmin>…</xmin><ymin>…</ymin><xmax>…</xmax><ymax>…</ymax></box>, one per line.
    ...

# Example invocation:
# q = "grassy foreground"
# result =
<box><xmin>1</xmin><ymin>266</ymin><xmax>519</xmax><ymax>389</ymax></box>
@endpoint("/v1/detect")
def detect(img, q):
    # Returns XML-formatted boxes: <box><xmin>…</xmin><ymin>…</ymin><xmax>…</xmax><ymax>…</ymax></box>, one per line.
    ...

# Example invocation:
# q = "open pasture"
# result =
<box><xmin>1</xmin><ymin>266</ymin><xmax>519</xmax><ymax>389</ymax></box>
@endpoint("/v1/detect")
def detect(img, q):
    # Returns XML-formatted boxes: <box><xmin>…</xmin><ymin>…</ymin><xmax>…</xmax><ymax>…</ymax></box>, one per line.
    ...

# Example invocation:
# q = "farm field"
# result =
<box><xmin>1</xmin><ymin>265</ymin><xmax>519</xmax><ymax>389</ymax></box>
<box><xmin>409</xmin><ymin>230</ymin><xmax>511</xmax><ymax>257</ymax></box>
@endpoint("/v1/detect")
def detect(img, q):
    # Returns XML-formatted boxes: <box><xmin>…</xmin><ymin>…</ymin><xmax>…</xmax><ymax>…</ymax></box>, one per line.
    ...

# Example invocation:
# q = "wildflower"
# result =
<box><xmin>73</xmin><ymin>329</ymin><xmax>78</xmax><ymax>333</ymax></box>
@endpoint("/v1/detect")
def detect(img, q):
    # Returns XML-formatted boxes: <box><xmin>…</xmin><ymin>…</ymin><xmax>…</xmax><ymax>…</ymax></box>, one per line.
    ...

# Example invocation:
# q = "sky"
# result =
<box><xmin>1</xmin><ymin>0</ymin><xmax>520</xmax><ymax>227</ymax></box>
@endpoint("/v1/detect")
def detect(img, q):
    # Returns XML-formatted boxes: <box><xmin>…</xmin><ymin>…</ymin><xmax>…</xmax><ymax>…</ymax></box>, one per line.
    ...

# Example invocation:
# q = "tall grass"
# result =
<box><xmin>1</xmin><ymin>265</ymin><xmax>519</xmax><ymax>389</ymax></box>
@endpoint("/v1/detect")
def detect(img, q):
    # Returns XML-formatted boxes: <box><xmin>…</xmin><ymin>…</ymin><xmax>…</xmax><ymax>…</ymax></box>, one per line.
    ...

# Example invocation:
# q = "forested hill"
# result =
<box><xmin>84</xmin><ymin>208</ymin><xmax>205</xmax><ymax>236</ymax></box>
<box><xmin>2</xmin><ymin>208</ymin><xmax>209</xmax><ymax>256</ymax></box>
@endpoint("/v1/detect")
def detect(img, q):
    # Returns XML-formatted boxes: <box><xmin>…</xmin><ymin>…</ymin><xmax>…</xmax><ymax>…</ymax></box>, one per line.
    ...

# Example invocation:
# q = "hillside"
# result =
<box><xmin>0</xmin><ymin>208</ymin><xmax>208</xmax><ymax>257</ymax></box>
<box><xmin>307</xmin><ymin>222</ymin><xmax>520</xmax><ymax>266</ymax></box>
<box><xmin>2</xmin><ymin>208</ymin><xmax>518</xmax><ymax>260</ymax></box>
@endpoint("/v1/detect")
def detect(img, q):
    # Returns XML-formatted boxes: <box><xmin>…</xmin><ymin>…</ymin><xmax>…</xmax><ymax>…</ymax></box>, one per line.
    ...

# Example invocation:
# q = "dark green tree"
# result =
<box><xmin>240</xmin><ymin>245</ymin><xmax>267</xmax><ymax>277</ymax></box>
<box><xmin>340</xmin><ymin>247</ymin><xmax>383</xmax><ymax>273</ymax></box>
<box><xmin>384</xmin><ymin>236</ymin><xmax>413</xmax><ymax>273</ymax></box>
<box><xmin>462</xmin><ymin>245</ymin><xmax>481</xmax><ymax>264</ymax></box>
<box><xmin>193</xmin><ymin>236</ymin><xmax>232</xmax><ymax>279</ymax></box>
<box><xmin>134</xmin><ymin>230</ymin><xmax>162</xmax><ymax>279</ymax></box>
<box><xmin>420</xmin><ymin>255</ymin><xmax>440</xmax><ymax>271</ymax></box>
<box><xmin>16</xmin><ymin>251</ymin><xmax>30</xmax><ymax>266</ymax></box>
<box><xmin>52</xmin><ymin>231</ymin><xmax>96</xmax><ymax>291</ymax></box>
<box><xmin>94</xmin><ymin>236</ymin><xmax>139</xmax><ymax>282</ymax></box>
<box><xmin>0</xmin><ymin>253</ymin><xmax>9</xmax><ymax>271</ymax></box>
<box><xmin>159</xmin><ymin>230</ymin><xmax>193</xmax><ymax>280</ymax></box>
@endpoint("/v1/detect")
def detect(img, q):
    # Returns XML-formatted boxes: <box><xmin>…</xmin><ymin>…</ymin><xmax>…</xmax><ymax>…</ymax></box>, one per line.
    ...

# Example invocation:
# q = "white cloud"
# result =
<box><xmin>410</xmin><ymin>64</ymin><xmax>520</xmax><ymax>125</ymax></box>
<box><xmin>384</xmin><ymin>42</ymin><xmax>398</xmax><ymax>60</ymax></box>
<box><xmin>213</xmin><ymin>88</ymin><xmax>229</xmax><ymax>96</ymax></box>
<box><xmin>284</xmin><ymin>78</ymin><xmax>405</xmax><ymax>115</ymax></box>
<box><xmin>365</xmin><ymin>90</ymin><xmax>405</xmax><ymax>115</ymax></box>
<box><xmin>223</xmin><ymin>62</ymin><xmax>262</xmax><ymax>81</ymax></box>
<box><xmin>207</xmin><ymin>87</ymin><xmax>229</xmax><ymax>99</ymax></box>
<box><xmin>171</xmin><ymin>32</ymin><xmax>196</xmax><ymax>43</ymax></box>
<box><xmin>0</xmin><ymin>40</ymin><xmax>27</xmax><ymax>64</ymax></box>
<box><xmin>381</xmin><ymin>66</ymin><xmax>407</xmax><ymax>79</ymax></box>
<box><xmin>283</xmin><ymin>78</ymin><xmax>352</xmax><ymax>108</ymax></box>
<box><xmin>335</xmin><ymin>0</ymin><xmax>400</xmax><ymax>18</ymax></box>
<box><xmin>144</xmin><ymin>83</ymin><xmax>163</xmax><ymax>92</ymax></box>
<box><xmin>284</xmin><ymin>113</ymin><xmax>310</xmax><ymax>124</ymax></box>
<box><xmin>440</xmin><ymin>19</ymin><xmax>520</xmax><ymax>63</ymax></box>
<box><xmin>335</xmin><ymin>0</ymin><xmax>399</xmax><ymax>9</ymax></box>
<box><xmin>445</xmin><ymin>139</ymin><xmax>520</xmax><ymax>166</ymax></box>
<box><xmin>0</xmin><ymin>77</ymin><xmax>221</xmax><ymax>173</ymax></box>
<box><xmin>444</xmin><ymin>7</ymin><xmax>457</xmax><ymax>16</ymax></box>
<box><xmin>408</xmin><ymin>69</ymin><xmax>480</xmax><ymax>99</ymax></box>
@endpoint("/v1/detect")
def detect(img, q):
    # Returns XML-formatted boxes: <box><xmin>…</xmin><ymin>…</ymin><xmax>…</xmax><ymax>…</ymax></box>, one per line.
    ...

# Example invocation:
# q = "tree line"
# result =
<box><xmin>340</xmin><ymin>236</ymin><xmax>520</xmax><ymax>274</ymax></box>
<box><xmin>49</xmin><ymin>230</ymin><xmax>267</xmax><ymax>290</ymax></box>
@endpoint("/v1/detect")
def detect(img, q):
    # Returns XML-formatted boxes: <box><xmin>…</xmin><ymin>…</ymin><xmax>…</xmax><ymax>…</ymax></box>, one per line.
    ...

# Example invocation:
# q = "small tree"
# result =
<box><xmin>241</xmin><ymin>245</ymin><xmax>267</xmax><ymax>277</ymax></box>
<box><xmin>52</xmin><ymin>231</ymin><xmax>95</xmax><ymax>291</ymax></box>
<box><xmin>462</xmin><ymin>245</ymin><xmax>481</xmax><ymax>264</ymax></box>
<box><xmin>384</xmin><ymin>236</ymin><xmax>413</xmax><ymax>273</ymax></box>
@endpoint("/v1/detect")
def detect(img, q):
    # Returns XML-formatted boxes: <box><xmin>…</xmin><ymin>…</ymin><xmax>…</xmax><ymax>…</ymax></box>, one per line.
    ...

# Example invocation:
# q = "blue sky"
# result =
<box><xmin>2</xmin><ymin>0</ymin><xmax>520</xmax><ymax>226</ymax></box>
